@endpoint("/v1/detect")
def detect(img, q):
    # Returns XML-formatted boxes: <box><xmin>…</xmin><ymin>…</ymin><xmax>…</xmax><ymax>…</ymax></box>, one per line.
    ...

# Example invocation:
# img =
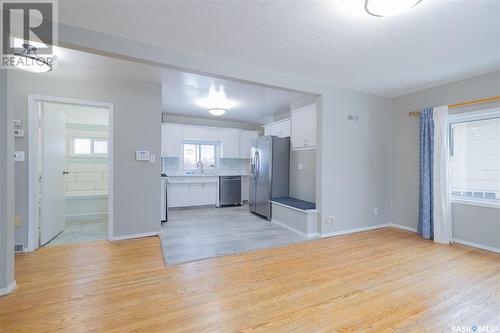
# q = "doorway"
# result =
<box><xmin>27</xmin><ymin>95</ymin><xmax>113</xmax><ymax>249</ymax></box>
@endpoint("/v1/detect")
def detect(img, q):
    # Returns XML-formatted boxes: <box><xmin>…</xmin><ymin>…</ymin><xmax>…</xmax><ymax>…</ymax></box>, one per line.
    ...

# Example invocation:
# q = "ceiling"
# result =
<box><xmin>57</xmin><ymin>0</ymin><xmax>500</xmax><ymax>97</ymax></box>
<box><xmin>49</xmin><ymin>47</ymin><xmax>310</xmax><ymax>124</ymax></box>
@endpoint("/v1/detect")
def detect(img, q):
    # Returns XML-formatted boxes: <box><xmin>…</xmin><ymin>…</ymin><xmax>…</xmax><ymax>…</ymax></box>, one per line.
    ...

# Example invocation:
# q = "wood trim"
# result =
<box><xmin>408</xmin><ymin>96</ymin><xmax>500</xmax><ymax>117</ymax></box>
<box><xmin>108</xmin><ymin>231</ymin><xmax>159</xmax><ymax>241</ymax></box>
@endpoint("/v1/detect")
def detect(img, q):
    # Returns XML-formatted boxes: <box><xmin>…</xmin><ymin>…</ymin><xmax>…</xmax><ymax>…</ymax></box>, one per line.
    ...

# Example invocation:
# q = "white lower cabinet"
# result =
<box><xmin>167</xmin><ymin>177</ymin><xmax>218</xmax><ymax>208</ymax></box>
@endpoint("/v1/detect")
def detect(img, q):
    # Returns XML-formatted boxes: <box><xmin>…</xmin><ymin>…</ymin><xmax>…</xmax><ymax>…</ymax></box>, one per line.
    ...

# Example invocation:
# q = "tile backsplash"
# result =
<box><xmin>162</xmin><ymin>157</ymin><xmax>180</xmax><ymax>172</ymax></box>
<box><xmin>64</xmin><ymin>124</ymin><xmax>108</xmax><ymax>193</ymax></box>
<box><xmin>219</xmin><ymin>158</ymin><xmax>250</xmax><ymax>172</ymax></box>
<box><xmin>163</xmin><ymin>156</ymin><xmax>250</xmax><ymax>173</ymax></box>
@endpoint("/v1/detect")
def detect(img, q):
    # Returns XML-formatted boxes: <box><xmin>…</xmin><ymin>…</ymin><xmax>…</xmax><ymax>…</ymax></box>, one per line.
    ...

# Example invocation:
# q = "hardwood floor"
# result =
<box><xmin>1</xmin><ymin>228</ymin><xmax>499</xmax><ymax>332</ymax></box>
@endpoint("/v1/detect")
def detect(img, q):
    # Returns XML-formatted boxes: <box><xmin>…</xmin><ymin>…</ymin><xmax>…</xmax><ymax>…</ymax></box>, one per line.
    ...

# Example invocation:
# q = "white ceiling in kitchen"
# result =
<box><xmin>49</xmin><ymin>47</ymin><xmax>312</xmax><ymax>125</ymax></box>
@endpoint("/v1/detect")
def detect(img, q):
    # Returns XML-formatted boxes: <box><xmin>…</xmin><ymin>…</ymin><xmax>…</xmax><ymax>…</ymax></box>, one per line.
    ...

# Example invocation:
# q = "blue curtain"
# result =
<box><xmin>418</xmin><ymin>108</ymin><xmax>434</xmax><ymax>239</ymax></box>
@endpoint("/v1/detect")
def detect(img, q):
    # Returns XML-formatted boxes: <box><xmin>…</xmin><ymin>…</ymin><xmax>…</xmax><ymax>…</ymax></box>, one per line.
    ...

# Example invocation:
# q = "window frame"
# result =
<box><xmin>70</xmin><ymin>136</ymin><xmax>109</xmax><ymax>157</ymax></box>
<box><xmin>182</xmin><ymin>140</ymin><xmax>219</xmax><ymax>170</ymax></box>
<box><xmin>448</xmin><ymin>107</ymin><xmax>500</xmax><ymax>209</ymax></box>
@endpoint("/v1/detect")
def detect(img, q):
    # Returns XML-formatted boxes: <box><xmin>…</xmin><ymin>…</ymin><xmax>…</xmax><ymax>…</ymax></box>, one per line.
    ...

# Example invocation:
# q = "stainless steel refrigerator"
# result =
<box><xmin>249</xmin><ymin>136</ymin><xmax>290</xmax><ymax>220</ymax></box>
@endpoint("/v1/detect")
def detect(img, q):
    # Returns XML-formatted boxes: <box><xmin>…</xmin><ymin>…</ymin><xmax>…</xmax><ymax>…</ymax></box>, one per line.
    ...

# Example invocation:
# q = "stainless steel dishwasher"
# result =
<box><xmin>219</xmin><ymin>176</ymin><xmax>241</xmax><ymax>206</ymax></box>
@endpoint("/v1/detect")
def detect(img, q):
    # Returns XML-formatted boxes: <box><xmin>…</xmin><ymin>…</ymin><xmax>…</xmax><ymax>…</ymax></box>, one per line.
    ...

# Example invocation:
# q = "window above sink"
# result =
<box><xmin>183</xmin><ymin>140</ymin><xmax>219</xmax><ymax>170</ymax></box>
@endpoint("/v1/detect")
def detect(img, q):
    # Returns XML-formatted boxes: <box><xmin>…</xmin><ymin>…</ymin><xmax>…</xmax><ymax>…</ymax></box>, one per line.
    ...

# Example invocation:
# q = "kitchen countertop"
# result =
<box><xmin>165</xmin><ymin>171</ymin><xmax>251</xmax><ymax>177</ymax></box>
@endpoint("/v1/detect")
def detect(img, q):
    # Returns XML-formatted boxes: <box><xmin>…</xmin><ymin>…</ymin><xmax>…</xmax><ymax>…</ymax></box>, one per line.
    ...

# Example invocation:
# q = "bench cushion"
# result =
<box><xmin>272</xmin><ymin>197</ymin><xmax>316</xmax><ymax>210</ymax></box>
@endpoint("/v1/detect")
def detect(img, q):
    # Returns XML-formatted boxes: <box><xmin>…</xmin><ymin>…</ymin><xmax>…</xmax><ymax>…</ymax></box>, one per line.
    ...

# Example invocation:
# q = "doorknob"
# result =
<box><xmin>62</xmin><ymin>171</ymin><xmax>70</xmax><ymax>175</ymax></box>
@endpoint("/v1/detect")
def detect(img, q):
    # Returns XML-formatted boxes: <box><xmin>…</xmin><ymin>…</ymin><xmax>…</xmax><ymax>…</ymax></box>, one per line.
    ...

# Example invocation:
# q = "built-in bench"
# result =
<box><xmin>271</xmin><ymin>197</ymin><xmax>319</xmax><ymax>238</ymax></box>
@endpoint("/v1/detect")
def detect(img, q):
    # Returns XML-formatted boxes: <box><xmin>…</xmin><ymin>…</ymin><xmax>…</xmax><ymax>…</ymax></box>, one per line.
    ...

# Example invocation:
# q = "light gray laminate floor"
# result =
<box><xmin>160</xmin><ymin>205</ymin><xmax>310</xmax><ymax>265</ymax></box>
<box><xmin>47</xmin><ymin>218</ymin><xmax>108</xmax><ymax>245</ymax></box>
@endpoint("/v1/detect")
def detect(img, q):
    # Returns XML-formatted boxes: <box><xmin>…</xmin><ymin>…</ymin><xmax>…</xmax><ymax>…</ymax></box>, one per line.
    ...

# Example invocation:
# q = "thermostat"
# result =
<box><xmin>135</xmin><ymin>150</ymin><xmax>150</xmax><ymax>161</ymax></box>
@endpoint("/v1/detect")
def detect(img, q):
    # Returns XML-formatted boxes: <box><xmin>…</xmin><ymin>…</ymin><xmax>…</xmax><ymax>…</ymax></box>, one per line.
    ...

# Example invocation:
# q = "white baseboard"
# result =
<box><xmin>321</xmin><ymin>224</ymin><xmax>390</xmax><ymax>238</ymax></box>
<box><xmin>452</xmin><ymin>238</ymin><xmax>500</xmax><ymax>254</ymax></box>
<box><xmin>388</xmin><ymin>223</ymin><xmax>499</xmax><ymax>254</ymax></box>
<box><xmin>0</xmin><ymin>281</ymin><xmax>16</xmax><ymax>296</ymax></box>
<box><xmin>388</xmin><ymin>223</ymin><xmax>418</xmax><ymax>233</ymax></box>
<box><xmin>271</xmin><ymin>219</ymin><xmax>319</xmax><ymax>238</ymax></box>
<box><xmin>109</xmin><ymin>231</ymin><xmax>159</xmax><ymax>241</ymax></box>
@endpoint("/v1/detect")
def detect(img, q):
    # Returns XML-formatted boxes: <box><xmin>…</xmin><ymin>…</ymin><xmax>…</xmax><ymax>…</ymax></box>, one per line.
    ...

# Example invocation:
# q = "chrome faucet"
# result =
<box><xmin>196</xmin><ymin>160</ymin><xmax>204</xmax><ymax>174</ymax></box>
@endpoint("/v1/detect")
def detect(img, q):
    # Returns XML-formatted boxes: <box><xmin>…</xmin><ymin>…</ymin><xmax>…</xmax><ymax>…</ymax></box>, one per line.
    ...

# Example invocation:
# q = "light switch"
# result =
<box><xmin>149</xmin><ymin>154</ymin><xmax>156</xmax><ymax>163</ymax></box>
<box><xmin>14</xmin><ymin>129</ymin><xmax>24</xmax><ymax>137</ymax></box>
<box><xmin>297</xmin><ymin>163</ymin><xmax>304</xmax><ymax>170</ymax></box>
<box><xmin>14</xmin><ymin>151</ymin><xmax>25</xmax><ymax>161</ymax></box>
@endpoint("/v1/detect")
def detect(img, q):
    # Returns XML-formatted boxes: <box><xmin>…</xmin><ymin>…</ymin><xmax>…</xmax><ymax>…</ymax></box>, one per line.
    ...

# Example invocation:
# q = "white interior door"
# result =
<box><xmin>40</xmin><ymin>105</ymin><xmax>66</xmax><ymax>245</ymax></box>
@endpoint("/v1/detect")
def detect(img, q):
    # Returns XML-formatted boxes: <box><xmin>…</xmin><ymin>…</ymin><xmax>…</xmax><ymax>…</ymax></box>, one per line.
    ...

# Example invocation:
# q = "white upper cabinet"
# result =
<box><xmin>222</xmin><ymin>128</ymin><xmax>240</xmax><ymax>158</ymax></box>
<box><xmin>291</xmin><ymin>103</ymin><xmax>316</xmax><ymax>150</ymax></box>
<box><xmin>263</xmin><ymin>118</ymin><xmax>290</xmax><ymax>138</ymax></box>
<box><xmin>162</xmin><ymin>123</ymin><xmax>259</xmax><ymax>159</ymax></box>
<box><xmin>162</xmin><ymin>123</ymin><xmax>183</xmax><ymax>157</ymax></box>
<box><xmin>239</xmin><ymin>130</ymin><xmax>258</xmax><ymax>158</ymax></box>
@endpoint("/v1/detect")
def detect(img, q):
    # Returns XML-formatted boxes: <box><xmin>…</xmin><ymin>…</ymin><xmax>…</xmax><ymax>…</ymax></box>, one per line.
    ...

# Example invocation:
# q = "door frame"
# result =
<box><xmin>27</xmin><ymin>95</ymin><xmax>114</xmax><ymax>251</ymax></box>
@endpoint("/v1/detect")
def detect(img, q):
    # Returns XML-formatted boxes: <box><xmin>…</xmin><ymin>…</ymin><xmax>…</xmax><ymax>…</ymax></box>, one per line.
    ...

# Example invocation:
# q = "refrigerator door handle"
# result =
<box><xmin>255</xmin><ymin>150</ymin><xmax>260</xmax><ymax>179</ymax></box>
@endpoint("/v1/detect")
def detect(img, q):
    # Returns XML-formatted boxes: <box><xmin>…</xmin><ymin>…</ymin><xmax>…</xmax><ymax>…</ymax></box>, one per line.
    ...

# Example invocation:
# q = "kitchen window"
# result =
<box><xmin>449</xmin><ymin>108</ymin><xmax>500</xmax><ymax>207</ymax></box>
<box><xmin>72</xmin><ymin>137</ymin><xmax>108</xmax><ymax>156</ymax></box>
<box><xmin>183</xmin><ymin>142</ymin><xmax>216</xmax><ymax>170</ymax></box>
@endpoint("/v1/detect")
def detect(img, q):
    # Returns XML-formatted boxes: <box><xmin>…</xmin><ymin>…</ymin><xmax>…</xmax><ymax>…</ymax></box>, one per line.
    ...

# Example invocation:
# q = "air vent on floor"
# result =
<box><xmin>14</xmin><ymin>244</ymin><xmax>24</xmax><ymax>252</ymax></box>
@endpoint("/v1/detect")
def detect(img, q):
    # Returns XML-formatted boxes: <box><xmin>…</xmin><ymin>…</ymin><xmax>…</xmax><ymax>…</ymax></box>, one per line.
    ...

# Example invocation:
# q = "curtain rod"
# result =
<box><xmin>408</xmin><ymin>96</ymin><xmax>500</xmax><ymax>117</ymax></box>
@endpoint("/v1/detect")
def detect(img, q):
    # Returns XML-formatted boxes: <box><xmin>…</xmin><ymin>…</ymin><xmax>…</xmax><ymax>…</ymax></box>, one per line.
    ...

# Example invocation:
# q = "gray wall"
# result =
<box><xmin>392</xmin><ymin>71</ymin><xmax>500</xmax><ymax>249</ymax></box>
<box><xmin>10</xmin><ymin>71</ymin><xmax>162</xmax><ymax>246</ymax></box>
<box><xmin>53</xmin><ymin>23</ymin><xmax>394</xmax><ymax>236</ymax></box>
<box><xmin>0</xmin><ymin>69</ymin><xmax>15</xmax><ymax>293</ymax></box>
<box><xmin>289</xmin><ymin>149</ymin><xmax>316</xmax><ymax>203</ymax></box>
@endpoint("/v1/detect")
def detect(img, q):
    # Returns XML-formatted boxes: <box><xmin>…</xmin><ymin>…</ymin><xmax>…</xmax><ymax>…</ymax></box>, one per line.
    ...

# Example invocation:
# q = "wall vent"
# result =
<box><xmin>14</xmin><ymin>244</ymin><xmax>24</xmax><ymax>252</ymax></box>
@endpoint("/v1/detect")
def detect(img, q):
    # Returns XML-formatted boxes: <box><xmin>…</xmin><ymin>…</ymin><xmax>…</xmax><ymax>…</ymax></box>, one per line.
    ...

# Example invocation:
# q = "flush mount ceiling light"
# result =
<box><xmin>365</xmin><ymin>0</ymin><xmax>422</xmax><ymax>17</ymax></box>
<box><xmin>208</xmin><ymin>108</ymin><xmax>227</xmax><ymax>116</ymax></box>
<box><xmin>14</xmin><ymin>43</ymin><xmax>53</xmax><ymax>73</ymax></box>
<box><xmin>196</xmin><ymin>86</ymin><xmax>237</xmax><ymax>116</ymax></box>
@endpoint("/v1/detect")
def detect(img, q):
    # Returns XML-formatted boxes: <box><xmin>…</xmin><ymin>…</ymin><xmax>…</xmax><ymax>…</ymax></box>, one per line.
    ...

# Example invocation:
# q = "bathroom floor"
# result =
<box><xmin>47</xmin><ymin>218</ymin><xmax>108</xmax><ymax>245</ymax></box>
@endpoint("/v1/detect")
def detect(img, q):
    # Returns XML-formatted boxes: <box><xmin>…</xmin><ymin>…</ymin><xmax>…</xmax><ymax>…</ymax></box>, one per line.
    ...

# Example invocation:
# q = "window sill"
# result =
<box><xmin>451</xmin><ymin>199</ymin><xmax>500</xmax><ymax>210</ymax></box>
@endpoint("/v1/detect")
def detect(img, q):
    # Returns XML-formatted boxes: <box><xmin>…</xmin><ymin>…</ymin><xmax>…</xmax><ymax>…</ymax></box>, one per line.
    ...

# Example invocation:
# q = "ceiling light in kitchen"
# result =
<box><xmin>365</xmin><ymin>0</ymin><xmax>422</xmax><ymax>17</ymax></box>
<box><xmin>208</xmin><ymin>108</ymin><xmax>227</xmax><ymax>116</ymax></box>
<box><xmin>196</xmin><ymin>86</ymin><xmax>237</xmax><ymax>116</ymax></box>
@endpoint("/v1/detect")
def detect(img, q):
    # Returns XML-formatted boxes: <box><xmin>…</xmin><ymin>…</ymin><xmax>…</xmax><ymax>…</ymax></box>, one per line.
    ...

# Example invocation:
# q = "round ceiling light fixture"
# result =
<box><xmin>208</xmin><ymin>108</ymin><xmax>226</xmax><ymax>116</ymax></box>
<box><xmin>196</xmin><ymin>86</ymin><xmax>237</xmax><ymax>116</ymax></box>
<box><xmin>365</xmin><ymin>0</ymin><xmax>422</xmax><ymax>17</ymax></box>
<box><xmin>14</xmin><ymin>43</ymin><xmax>53</xmax><ymax>73</ymax></box>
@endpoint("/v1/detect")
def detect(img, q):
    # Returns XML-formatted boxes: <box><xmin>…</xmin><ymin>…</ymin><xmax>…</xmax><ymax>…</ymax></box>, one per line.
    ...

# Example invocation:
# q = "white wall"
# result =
<box><xmin>10</xmin><ymin>70</ymin><xmax>162</xmax><ymax>246</ymax></box>
<box><xmin>392</xmin><ymin>71</ymin><xmax>500</xmax><ymax>250</ymax></box>
<box><xmin>0</xmin><ymin>69</ymin><xmax>16</xmax><ymax>294</ymax></box>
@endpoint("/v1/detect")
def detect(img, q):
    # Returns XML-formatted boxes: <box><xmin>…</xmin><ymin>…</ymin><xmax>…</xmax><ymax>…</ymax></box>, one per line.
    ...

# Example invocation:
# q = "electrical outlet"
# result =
<box><xmin>14</xmin><ymin>215</ymin><xmax>20</xmax><ymax>226</ymax></box>
<box><xmin>328</xmin><ymin>216</ymin><xmax>335</xmax><ymax>224</ymax></box>
<box><xmin>373</xmin><ymin>208</ymin><xmax>379</xmax><ymax>216</ymax></box>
